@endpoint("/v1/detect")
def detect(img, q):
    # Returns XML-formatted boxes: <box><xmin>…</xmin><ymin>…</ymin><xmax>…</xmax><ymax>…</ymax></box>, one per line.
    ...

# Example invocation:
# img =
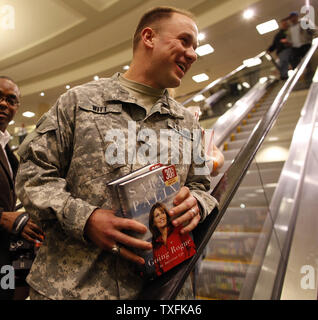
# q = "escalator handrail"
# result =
<box><xmin>182</xmin><ymin>50</ymin><xmax>278</xmax><ymax>106</ymax></box>
<box><xmin>182</xmin><ymin>64</ymin><xmax>245</xmax><ymax>106</ymax></box>
<box><xmin>137</xmin><ymin>40</ymin><xmax>318</xmax><ymax>300</ymax></box>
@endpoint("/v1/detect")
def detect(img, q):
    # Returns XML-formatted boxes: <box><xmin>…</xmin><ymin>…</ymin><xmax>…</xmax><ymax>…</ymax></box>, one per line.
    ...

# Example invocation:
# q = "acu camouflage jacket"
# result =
<box><xmin>15</xmin><ymin>73</ymin><xmax>217</xmax><ymax>300</ymax></box>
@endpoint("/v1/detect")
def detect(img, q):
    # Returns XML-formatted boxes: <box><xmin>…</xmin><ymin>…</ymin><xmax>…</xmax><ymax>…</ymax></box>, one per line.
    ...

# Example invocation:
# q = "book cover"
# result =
<box><xmin>107</xmin><ymin>163</ymin><xmax>163</xmax><ymax>216</ymax></box>
<box><xmin>114</xmin><ymin>165</ymin><xmax>196</xmax><ymax>278</ymax></box>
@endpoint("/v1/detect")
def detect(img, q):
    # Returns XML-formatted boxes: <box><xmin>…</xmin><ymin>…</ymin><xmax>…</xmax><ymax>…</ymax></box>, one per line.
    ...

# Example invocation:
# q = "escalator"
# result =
<box><xmin>196</xmin><ymin>84</ymin><xmax>309</xmax><ymax>300</ymax></box>
<box><xmin>138</xmin><ymin>39</ymin><xmax>318</xmax><ymax>300</ymax></box>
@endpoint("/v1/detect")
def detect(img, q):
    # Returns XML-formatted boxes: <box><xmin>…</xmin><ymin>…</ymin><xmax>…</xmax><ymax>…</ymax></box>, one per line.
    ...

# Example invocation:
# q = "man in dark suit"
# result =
<box><xmin>0</xmin><ymin>76</ymin><xmax>44</xmax><ymax>300</ymax></box>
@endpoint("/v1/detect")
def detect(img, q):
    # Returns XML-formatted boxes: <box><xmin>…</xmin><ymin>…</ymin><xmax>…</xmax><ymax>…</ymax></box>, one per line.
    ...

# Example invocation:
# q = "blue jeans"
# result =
<box><xmin>278</xmin><ymin>48</ymin><xmax>292</xmax><ymax>79</ymax></box>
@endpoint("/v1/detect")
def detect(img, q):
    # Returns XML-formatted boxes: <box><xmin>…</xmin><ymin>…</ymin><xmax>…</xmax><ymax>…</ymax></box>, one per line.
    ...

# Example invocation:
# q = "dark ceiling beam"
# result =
<box><xmin>57</xmin><ymin>0</ymin><xmax>98</xmax><ymax>18</ymax></box>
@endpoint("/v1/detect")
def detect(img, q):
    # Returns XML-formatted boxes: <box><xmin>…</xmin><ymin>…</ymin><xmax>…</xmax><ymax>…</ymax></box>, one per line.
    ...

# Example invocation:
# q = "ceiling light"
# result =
<box><xmin>259</xmin><ymin>77</ymin><xmax>268</xmax><ymax>84</ymax></box>
<box><xmin>243</xmin><ymin>9</ymin><xmax>255</xmax><ymax>20</ymax></box>
<box><xmin>94</xmin><ymin>76</ymin><xmax>99</xmax><ymax>81</ymax></box>
<box><xmin>265</xmin><ymin>53</ymin><xmax>272</xmax><ymax>61</ymax></box>
<box><xmin>243</xmin><ymin>57</ymin><xmax>262</xmax><ymax>67</ymax></box>
<box><xmin>40</xmin><ymin>92</ymin><xmax>45</xmax><ymax>97</ymax></box>
<box><xmin>193</xmin><ymin>94</ymin><xmax>205</xmax><ymax>102</ymax></box>
<box><xmin>268</xmin><ymin>137</ymin><xmax>279</xmax><ymax>141</ymax></box>
<box><xmin>66</xmin><ymin>85</ymin><xmax>71</xmax><ymax>90</ymax></box>
<box><xmin>240</xmin><ymin>203</ymin><xmax>246</xmax><ymax>209</ymax></box>
<box><xmin>288</xmin><ymin>70</ymin><xmax>295</xmax><ymax>77</ymax></box>
<box><xmin>237</xmin><ymin>84</ymin><xmax>243</xmax><ymax>90</ymax></box>
<box><xmin>195</xmin><ymin>44</ymin><xmax>214</xmax><ymax>57</ymax></box>
<box><xmin>192</xmin><ymin>73</ymin><xmax>209</xmax><ymax>83</ymax></box>
<box><xmin>242</xmin><ymin>82</ymin><xmax>250</xmax><ymax>88</ymax></box>
<box><xmin>23</xmin><ymin>111</ymin><xmax>35</xmax><ymax>118</ymax></box>
<box><xmin>9</xmin><ymin>120</ymin><xmax>15</xmax><ymax>125</ymax></box>
<box><xmin>256</xmin><ymin>19</ymin><xmax>279</xmax><ymax>35</ymax></box>
<box><xmin>227</xmin><ymin>103</ymin><xmax>232</xmax><ymax>108</ymax></box>
<box><xmin>198</xmin><ymin>33</ymin><xmax>206</xmax><ymax>41</ymax></box>
<box><xmin>123</xmin><ymin>65</ymin><xmax>130</xmax><ymax>70</ymax></box>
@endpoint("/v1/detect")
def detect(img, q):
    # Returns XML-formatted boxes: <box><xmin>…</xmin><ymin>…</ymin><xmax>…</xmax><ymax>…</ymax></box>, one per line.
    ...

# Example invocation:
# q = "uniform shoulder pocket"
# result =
<box><xmin>17</xmin><ymin>115</ymin><xmax>57</xmax><ymax>160</ymax></box>
<box><xmin>35</xmin><ymin>114</ymin><xmax>57</xmax><ymax>133</ymax></box>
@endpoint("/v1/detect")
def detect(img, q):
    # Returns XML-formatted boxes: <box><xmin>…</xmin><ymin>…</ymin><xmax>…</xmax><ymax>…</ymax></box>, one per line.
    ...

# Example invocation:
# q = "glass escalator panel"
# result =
<box><xmin>195</xmin><ymin>79</ymin><xmax>310</xmax><ymax>300</ymax></box>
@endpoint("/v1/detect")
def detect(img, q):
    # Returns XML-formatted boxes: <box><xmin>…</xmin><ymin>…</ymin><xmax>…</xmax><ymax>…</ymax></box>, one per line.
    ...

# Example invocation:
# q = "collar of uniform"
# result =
<box><xmin>104</xmin><ymin>73</ymin><xmax>140</xmax><ymax>105</ymax></box>
<box><xmin>0</xmin><ymin>130</ymin><xmax>11</xmax><ymax>150</ymax></box>
<box><xmin>107</xmin><ymin>73</ymin><xmax>185</xmax><ymax>119</ymax></box>
<box><xmin>164</xmin><ymin>95</ymin><xmax>185</xmax><ymax>119</ymax></box>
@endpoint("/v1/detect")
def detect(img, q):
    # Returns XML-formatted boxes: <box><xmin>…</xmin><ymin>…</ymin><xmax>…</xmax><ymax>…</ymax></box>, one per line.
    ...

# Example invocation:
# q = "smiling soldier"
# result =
<box><xmin>16</xmin><ymin>7</ymin><xmax>218</xmax><ymax>300</ymax></box>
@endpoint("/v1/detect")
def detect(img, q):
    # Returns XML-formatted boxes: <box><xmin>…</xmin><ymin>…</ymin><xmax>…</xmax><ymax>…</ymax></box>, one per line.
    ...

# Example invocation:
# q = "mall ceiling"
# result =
<box><xmin>0</xmin><ymin>0</ymin><xmax>316</xmax><ymax>133</ymax></box>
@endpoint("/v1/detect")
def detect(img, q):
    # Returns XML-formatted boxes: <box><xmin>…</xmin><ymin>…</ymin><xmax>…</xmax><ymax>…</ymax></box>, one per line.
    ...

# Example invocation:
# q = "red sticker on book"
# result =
<box><xmin>162</xmin><ymin>165</ymin><xmax>178</xmax><ymax>186</ymax></box>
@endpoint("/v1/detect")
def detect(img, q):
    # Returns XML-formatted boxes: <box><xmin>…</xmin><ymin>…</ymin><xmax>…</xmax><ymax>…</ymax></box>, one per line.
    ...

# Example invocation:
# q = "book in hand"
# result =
<box><xmin>108</xmin><ymin>163</ymin><xmax>163</xmax><ymax>215</ymax></box>
<box><xmin>108</xmin><ymin>164</ymin><xmax>196</xmax><ymax>279</ymax></box>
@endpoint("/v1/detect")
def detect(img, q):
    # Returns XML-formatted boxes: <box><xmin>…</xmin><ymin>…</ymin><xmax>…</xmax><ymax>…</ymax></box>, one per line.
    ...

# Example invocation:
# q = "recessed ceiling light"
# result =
<box><xmin>198</xmin><ymin>33</ymin><xmax>206</xmax><ymax>41</ymax></box>
<box><xmin>9</xmin><ymin>120</ymin><xmax>15</xmax><ymax>125</ymax></box>
<box><xmin>40</xmin><ymin>92</ymin><xmax>45</xmax><ymax>97</ymax></box>
<box><xmin>242</xmin><ymin>82</ymin><xmax>250</xmax><ymax>88</ymax></box>
<box><xmin>192</xmin><ymin>73</ymin><xmax>209</xmax><ymax>83</ymax></box>
<box><xmin>240</xmin><ymin>203</ymin><xmax>246</xmax><ymax>209</ymax></box>
<box><xmin>256</xmin><ymin>19</ymin><xmax>279</xmax><ymax>35</ymax></box>
<box><xmin>265</xmin><ymin>53</ymin><xmax>272</xmax><ymax>61</ymax></box>
<box><xmin>123</xmin><ymin>65</ymin><xmax>130</xmax><ymax>70</ymax></box>
<box><xmin>66</xmin><ymin>85</ymin><xmax>71</xmax><ymax>90</ymax></box>
<box><xmin>195</xmin><ymin>44</ymin><xmax>214</xmax><ymax>57</ymax></box>
<box><xmin>243</xmin><ymin>57</ymin><xmax>262</xmax><ymax>67</ymax></box>
<box><xmin>288</xmin><ymin>70</ymin><xmax>295</xmax><ymax>77</ymax></box>
<box><xmin>193</xmin><ymin>94</ymin><xmax>205</xmax><ymax>102</ymax></box>
<box><xmin>259</xmin><ymin>77</ymin><xmax>268</xmax><ymax>84</ymax></box>
<box><xmin>23</xmin><ymin>111</ymin><xmax>35</xmax><ymax>118</ymax></box>
<box><xmin>243</xmin><ymin>9</ymin><xmax>255</xmax><ymax>20</ymax></box>
<box><xmin>94</xmin><ymin>76</ymin><xmax>99</xmax><ymax>81</ymax></box>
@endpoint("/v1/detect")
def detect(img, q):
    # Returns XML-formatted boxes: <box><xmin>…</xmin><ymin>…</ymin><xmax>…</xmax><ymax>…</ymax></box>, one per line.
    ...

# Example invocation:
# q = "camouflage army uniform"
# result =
<box><xmin>15</xmin><ymin>73</ymin><xmax>217</xmax><ymax>300</ymax></box>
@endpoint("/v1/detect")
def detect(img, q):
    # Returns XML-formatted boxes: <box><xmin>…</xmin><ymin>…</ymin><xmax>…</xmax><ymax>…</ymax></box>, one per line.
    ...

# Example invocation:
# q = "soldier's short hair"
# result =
<box><xmin>133</xmin><ymin>6</ymin><xmax>195</xmax><ymax>52</ymax></box>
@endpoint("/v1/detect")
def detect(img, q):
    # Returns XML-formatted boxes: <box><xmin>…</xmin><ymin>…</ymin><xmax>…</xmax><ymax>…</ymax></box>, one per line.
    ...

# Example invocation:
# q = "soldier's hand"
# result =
<box><xmin>84</xmin><ymin>209</ymin><xmax>152</xmax><ymax>265</ymax></box>
<box><xmin>168</xmin><ymin>186</ymin><xmax>201</xmax><ymax>234</ymax></box>
<box><xmin>0</xmin><ymin>211</ymin><xmax>45</xmax><ymax>243</ymax></box>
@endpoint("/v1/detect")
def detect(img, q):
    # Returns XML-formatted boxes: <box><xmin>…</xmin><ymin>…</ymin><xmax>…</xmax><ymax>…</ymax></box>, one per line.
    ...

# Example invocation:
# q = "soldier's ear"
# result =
<box><xmin>141</xmin><ymin>27</ymin><xmax>156</xmax><ymax>49</ymax></box>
